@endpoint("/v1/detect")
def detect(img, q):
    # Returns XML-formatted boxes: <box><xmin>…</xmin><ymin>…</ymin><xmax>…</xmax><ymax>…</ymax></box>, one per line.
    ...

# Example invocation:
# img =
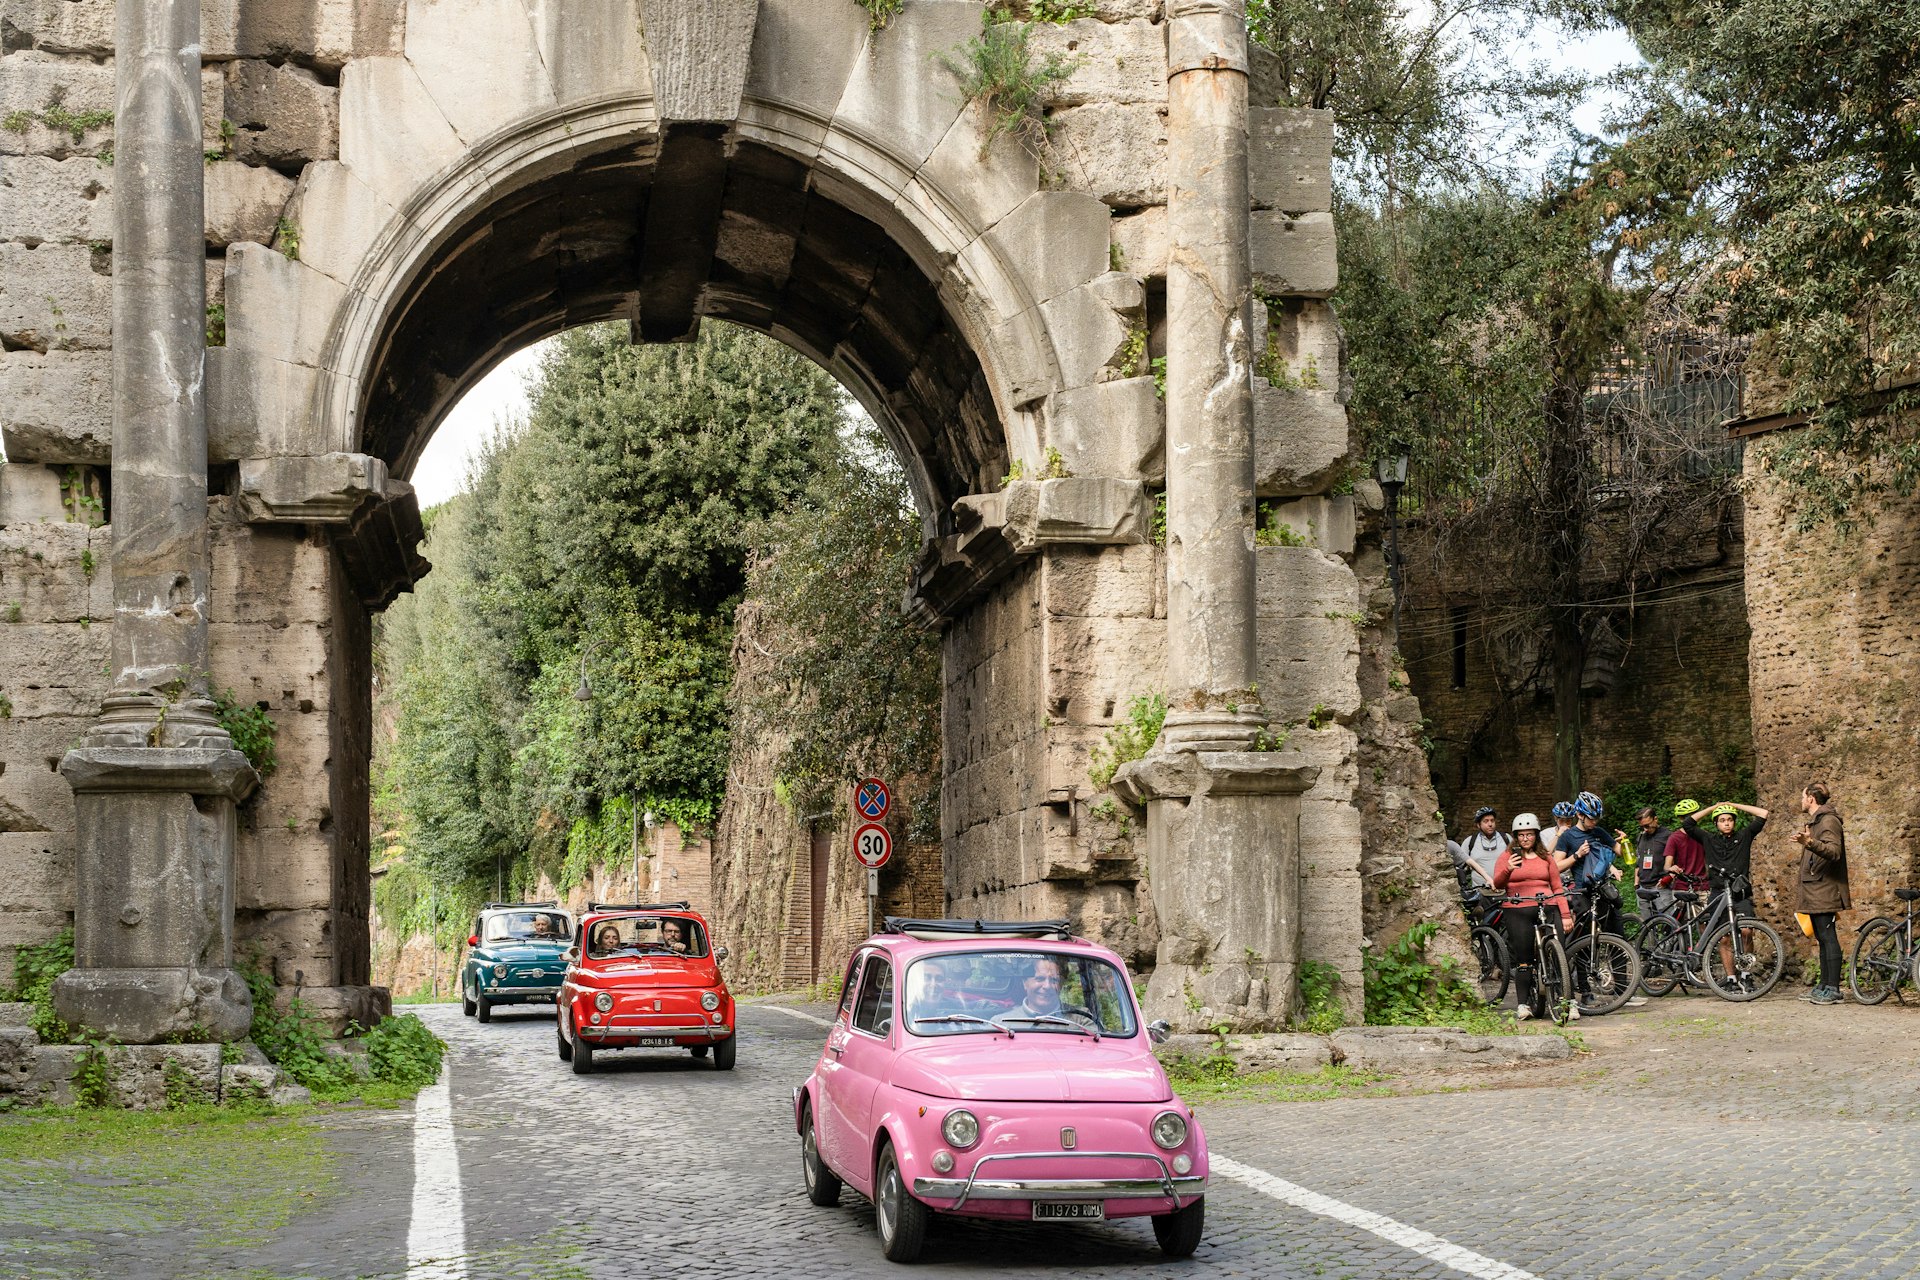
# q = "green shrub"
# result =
<box><xmin>940</xmin><ymin>10</ymin><xmax>1077</xmax><ymax>155</ymax></box>
<box><xmin>241</xmin><ymin>962</ymin><xmax>355</xmax><ymax>1095</ymax></box>
<box><xmin>1363</xmin><ymin>921</ymin><xmax>1480</xmax><ymax>1026</ymax></box>
<box><xmin>361</xmin><ymin>1013</ymin><xmax>446</xmax><ymax>1090</ymax></box>
<box><xmin>1295</xmin><ymin>959</ymin><xmax>1343</xmax><ymax>1034</ymax></box>
<box><xmin>213</xmin><ymin>688</ymin><xmax>277</xmax><ymax>779</ymax></box>
<box><xmin>1088</xmin><ymin>693</ymin><xmax>1167</xmax><ymax>790</ymax></box>
<box><xmin>9</xmin><ymin>929</ymin><xmax>77</xmax><ymax>1044</ymax></box>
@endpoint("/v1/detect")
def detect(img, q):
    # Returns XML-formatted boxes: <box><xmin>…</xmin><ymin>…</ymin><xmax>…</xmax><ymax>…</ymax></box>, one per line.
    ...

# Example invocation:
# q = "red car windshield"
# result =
<box><xmin>585</xmin><ymin>915</ymin><xmax>706</xmax><ymax>959</ymax></box>
<box><xmin>904</xmin><ymin>950</ymin><xmax>1137</xmax><ymax>1037</ymax></box>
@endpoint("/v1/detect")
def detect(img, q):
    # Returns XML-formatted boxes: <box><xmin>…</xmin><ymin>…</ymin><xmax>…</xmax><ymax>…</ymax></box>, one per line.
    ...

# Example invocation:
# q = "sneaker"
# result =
<box><xmin>1810</xmin><ymin>986</ymin><xmax>1840</xmax><ymax>1005</ymax></box>
<box><xmin>1624</xmin><ymin>996</ymin><xmax>1648</xmax><ymax>1008</ymax></box>
<box><xmin>1799</xmin><ymin>985</ymin><xmax>1824</xmax><ymax>1002</ymax></box>
<box><xmin>1515</xmin><ymin>1006</ymin><xmax>1534</xmax><ymax>1021</ymax></box>
<box><xmin>1566</xmin><ymin>1005</ymin><xmax>1581</xmax><ymax>1021</ymax></box>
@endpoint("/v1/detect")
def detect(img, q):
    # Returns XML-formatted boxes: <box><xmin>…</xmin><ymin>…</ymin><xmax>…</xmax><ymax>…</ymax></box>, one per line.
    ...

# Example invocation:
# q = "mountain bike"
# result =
<box><xmin>1565</xmin><ymin>885</ymin><xmax>1642</xmax><ymax>1015</ymax></box>
<box><xmin>1498</xmin><ymin>892</ymin><xmax>1572</xmax><ymax>1026</ymax></box>
<box><xmin>1458</xmin><ymin>875</ymin><xmax>1511</xmax><ymax>1004</ymax></box>
<box><xmin>1636</xmin><ymin>875</ymin><xmax>1784</xmax><ymax>1002</ymax></box>
<box><xmin>1848</xmin><ymin>889</ymin><xmax>1920</xmax><ymax>1004</ymax></box>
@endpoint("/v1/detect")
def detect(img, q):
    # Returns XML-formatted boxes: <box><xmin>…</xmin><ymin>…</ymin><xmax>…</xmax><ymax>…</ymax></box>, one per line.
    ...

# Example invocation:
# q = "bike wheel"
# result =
<box><xmin>1848</xmin><ymin>919</ymin><xmax>1900</xmax><ymax>1005</ymax></box>
<box><xmin>1569</xmin><ymin>932</ymin><xmax>1642</xmax><ymax>1016</ymax></box>
<box><xmin>1703</xmin><ymin>918</ymin><xmax>1784</xmax><ymax>1001</ymax></box>
<box><xmin>1470</xmin><ymin>926</ymin><xmax>1511</xmax><ymax>1005</ymax></box>
<box><xmin>1636</xmin><ymin>916</ymin><xmax>1683</xmax><ymax>997</ymax></box>
<box><xmin>1536</xmin><ymin>933</ymin><xmax>1573</xmax><ymax>1026</ymax></box>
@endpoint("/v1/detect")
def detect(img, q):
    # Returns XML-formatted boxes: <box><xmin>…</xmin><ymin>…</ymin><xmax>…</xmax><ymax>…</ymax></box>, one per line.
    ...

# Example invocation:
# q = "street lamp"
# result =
<box><xmin>572</xmin><ymin>637</ymin><xmax>603</xmax><ymax>701</ymax></box>
<box><xmin>1374</xmin><ymin>446</ymin><xmax>1410</xmax><ymax>636</ymax></box>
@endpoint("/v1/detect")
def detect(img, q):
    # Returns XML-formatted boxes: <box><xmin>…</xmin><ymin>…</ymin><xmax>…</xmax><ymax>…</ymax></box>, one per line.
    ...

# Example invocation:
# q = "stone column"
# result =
<box><xmin>1160</xmin><ymin>0</ymin><xmax>1265</xmax><ymax>751</ymax></box>
<box><xmin>51</xmin><ymin>0</ymin><xmax>257</xmax><ymax>1043</ymax></box>
<box><xmin>1114</xmin><ymin>756</ymin><xmax>1317</xmax><ymax>1030</ymax></box>
<box><xmin>1118</xmin><ymin>3</ymin><xmax>1316</xmax><ymax>1031</ymax></box>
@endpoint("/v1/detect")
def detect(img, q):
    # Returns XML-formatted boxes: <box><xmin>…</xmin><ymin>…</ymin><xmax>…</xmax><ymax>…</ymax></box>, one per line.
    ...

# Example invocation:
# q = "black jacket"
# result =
<box><xmin>1634</xmin><ymin>827</ymin><xmax>1673</xmax><ymax>886</ymax></box>
<box><xmin>1680</xmin><ymin>814</ymin><xmax>1766</xmax><ymax>888</ymax></box>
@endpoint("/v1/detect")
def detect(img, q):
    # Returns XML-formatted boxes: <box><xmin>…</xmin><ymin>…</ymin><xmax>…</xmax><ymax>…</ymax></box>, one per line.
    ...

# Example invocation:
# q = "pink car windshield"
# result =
<box><xmin>904</xmin><ymin>951</ymin><xmax>1137</xmax><ymax>1037</ymax></box>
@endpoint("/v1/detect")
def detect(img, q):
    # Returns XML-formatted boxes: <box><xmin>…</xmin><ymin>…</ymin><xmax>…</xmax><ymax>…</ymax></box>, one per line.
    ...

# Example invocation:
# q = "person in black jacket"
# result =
<box><xmin>1631</xmin><ymin>807</ymin><xmax>1675</xmax><ymax>919</ymax></box>
<box><xmin>1680</xmin><ymin>801</ymin><xmax>1770</xmax><ymax>988</ymax></box>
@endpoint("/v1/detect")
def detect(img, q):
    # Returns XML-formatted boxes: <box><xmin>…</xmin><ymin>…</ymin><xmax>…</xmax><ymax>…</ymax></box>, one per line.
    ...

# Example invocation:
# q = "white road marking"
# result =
<box><xmin>1211</xmin><ymin>1154</ymin><xmax>1540</xmax><ymax>1280</ymax></box>
<box><xmin>758</xmin><ymin>1004</ymin><xmax>834</xmax><ymax>1028</ymax></box>
<box><xmin>406</xmin><ymin>1068</ymin><xmax>469</xmax><ymax>1280</ymax></box>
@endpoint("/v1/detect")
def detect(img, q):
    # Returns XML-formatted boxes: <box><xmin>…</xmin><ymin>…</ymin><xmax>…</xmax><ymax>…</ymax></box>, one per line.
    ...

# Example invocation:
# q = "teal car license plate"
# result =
<box><xmin>1032</xmin><ymin>1202</ymin><xmax>1103</xmax><ymax>1221</ymax></box>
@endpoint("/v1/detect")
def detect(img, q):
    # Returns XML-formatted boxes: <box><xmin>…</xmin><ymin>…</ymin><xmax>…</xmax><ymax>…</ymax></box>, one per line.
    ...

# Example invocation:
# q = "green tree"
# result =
<box><xmin>1597</xmin><ymin>0</ymin><xmax>1920</xmax><ymax>528</ymax></box>
<box><xmin>735</xmin><ymin>429</ymin><xmax>943</xmax><ymax>839</ymax></box>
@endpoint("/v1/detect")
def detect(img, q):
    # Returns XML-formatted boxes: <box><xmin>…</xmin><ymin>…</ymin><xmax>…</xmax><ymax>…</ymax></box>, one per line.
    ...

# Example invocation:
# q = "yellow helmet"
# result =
<box><xmin>1672</xmin><ymin>798</ymin><xmax>1700</xmax><ymax>817</ymax></box>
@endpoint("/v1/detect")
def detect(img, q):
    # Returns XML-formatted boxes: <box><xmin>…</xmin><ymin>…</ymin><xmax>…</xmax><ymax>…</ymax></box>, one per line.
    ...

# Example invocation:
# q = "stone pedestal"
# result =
<box><xmin>52</xmin><ymin>748</ymin><xmax>258</xmax><ymax>1043</ymax></box>
<box><xmin>1113</xmin><ymin>751</ymin><xmax>1317</xmax><ymax>1031</ymax></box>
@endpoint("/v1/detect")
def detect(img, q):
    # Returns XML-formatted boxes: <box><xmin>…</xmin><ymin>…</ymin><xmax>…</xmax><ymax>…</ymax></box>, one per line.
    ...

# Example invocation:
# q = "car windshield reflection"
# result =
<box><xmin>904</xmin><ymin>951</ymin><xmax>1137</xmax><ymax>1038</ymax></box>
<box><xmin>586</xmin><ymin>915</ymin><xmax>707</xmax><ymax>959</ymax></box>
<box><xmin>483</xmin><ymin>911</ymin><xmax>571</xmax><ymax>943</ymax></box>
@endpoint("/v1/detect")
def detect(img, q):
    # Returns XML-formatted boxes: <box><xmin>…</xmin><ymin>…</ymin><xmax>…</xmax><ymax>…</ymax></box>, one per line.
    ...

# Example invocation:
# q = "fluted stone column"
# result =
<box><xmin>51</xmin><ymin>0</ymin><xmax>257</xmax><ymax>1043</ymax></box>
<box><xmin>1120</xmin><ymin>2</ymin><xmax>1309</xmax><ymax>1032</ymax></box>
<box><xmin>1161</xmin><ymin>0</ymin><xmax>1265</xmax><ymax>751</ymax></box>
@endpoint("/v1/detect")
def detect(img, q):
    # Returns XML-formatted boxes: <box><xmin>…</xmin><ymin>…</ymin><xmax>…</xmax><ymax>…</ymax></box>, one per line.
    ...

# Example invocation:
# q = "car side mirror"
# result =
<box><xmin>715</xmin><ymin>945</ymin><xmax>729</xmax><ymax>961</ymax></box>
<box><xmin>1147</xmin><ymin>1019</ymin><xmax>1171</xmax><ymax>1045</ymax></box>
<box><xmin>467</xmin><ymin>934</ymin><xmax>479</xmax><ymax>948</ymax></box>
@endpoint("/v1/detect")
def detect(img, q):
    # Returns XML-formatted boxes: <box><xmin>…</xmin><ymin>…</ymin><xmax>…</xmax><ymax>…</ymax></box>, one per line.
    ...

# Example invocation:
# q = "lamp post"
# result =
<box><xmin>1374</xmin><ymin>447</ymin><xmax>1410</xmax><ymax>637</ymax></box>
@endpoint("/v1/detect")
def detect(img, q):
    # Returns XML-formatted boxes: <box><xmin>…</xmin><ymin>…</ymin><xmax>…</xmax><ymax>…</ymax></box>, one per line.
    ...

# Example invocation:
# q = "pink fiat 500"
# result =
<box><xmin>793</xmin><ymin>918</ymin><xmax>1206</xmax><ymax>1264</ymax></box>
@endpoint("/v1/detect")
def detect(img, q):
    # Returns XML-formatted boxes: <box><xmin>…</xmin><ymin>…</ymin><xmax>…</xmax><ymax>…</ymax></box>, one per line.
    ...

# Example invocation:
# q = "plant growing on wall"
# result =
<box><xmin>854</xmin><ymin>0</ymin><xmax>903</xmax><ymax>28</ymax></box>
<box><xmin>1088</xmin><ymin>693</ymin><xmax>1167</xmax><ymax>790</ymax></box>
<box><xmin>213</xmin><ymin>688</ymin><xmax>278</xmax><ymax>779</ymax></box>
<box><xmin>941</xmin><ymin>9</ymin><xmax>1077</xmax><ymax>155</ymax></box>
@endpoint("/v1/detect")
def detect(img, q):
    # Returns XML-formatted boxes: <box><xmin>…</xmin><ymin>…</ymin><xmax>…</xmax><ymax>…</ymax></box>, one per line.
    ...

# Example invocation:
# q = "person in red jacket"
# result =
<box><xmin>1494</xmin><ymin>813</ymin><xmax>1575</xmax><ymax>1020</ymax></box>
<box><xmin>1661</xmin><ymin>799</ymin><xmax>1708</xmax><ymax>924</ymax></box>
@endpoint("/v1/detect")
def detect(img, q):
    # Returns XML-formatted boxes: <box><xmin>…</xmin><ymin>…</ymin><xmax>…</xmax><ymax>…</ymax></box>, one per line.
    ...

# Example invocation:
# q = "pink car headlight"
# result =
<box><xmin>1151</xmin><ymin>1110</ymin><xmax>1188</xmax><ymax>1150</ymax></box>
<box><xmin>941</xmin><ymin>1109</ymin><xmax>980</xmax><ymax>1149</ymax></box>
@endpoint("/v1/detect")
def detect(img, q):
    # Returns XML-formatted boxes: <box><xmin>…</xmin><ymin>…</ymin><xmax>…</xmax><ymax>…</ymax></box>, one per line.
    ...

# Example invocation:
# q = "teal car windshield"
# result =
<box><xmin>484</xmin><ymin>911</ymin><xmax>571</xmax><ymax>943</ymax></box>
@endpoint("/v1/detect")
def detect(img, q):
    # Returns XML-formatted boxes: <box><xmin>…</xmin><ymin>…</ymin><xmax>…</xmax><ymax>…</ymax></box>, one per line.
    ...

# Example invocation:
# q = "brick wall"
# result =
<box><xmin>1744</xmin><ymin>435</ymin><xmax>1920</xmax><ymax>948</ymax></box>
<box><xmin>1402</xmin><ymin>498</ymin><xmax>1755</xmax><ymax>835</ymax></box>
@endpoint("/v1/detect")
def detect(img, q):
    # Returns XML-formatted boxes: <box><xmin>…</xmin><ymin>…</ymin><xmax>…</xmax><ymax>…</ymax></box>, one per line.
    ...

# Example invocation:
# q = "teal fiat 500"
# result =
<box><xmin>462</xmin><ymin>902</ymin><xmax>575</xmax><ymax>1022</ymax></box>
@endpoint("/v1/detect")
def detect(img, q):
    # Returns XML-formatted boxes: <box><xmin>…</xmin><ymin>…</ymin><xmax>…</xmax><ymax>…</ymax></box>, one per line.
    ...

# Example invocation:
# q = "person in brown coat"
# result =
<box><xmin>1793</xmin><ymin>782</ymin><xmax>1851</xmax><ymax>1004</ymax></box>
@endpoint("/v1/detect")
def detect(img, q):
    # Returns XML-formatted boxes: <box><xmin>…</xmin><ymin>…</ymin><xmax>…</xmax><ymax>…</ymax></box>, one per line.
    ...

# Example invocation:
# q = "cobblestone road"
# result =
<box><xmin>9</xmin><ymin>994</ymin><xmax>1920</xmax><ymax>1278</ymax></box>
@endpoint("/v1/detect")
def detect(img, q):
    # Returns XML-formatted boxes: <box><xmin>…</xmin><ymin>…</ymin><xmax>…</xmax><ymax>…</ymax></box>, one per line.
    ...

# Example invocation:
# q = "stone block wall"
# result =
<box><xmin>1402</xmin><ymin>500</ymin><xmax>1754</xmax><ymax>835</ymax></box>
<box><xmin>1744</xmin><ymin>438</ymin><xmax>1920</xmax><ymax>946</ymax></box>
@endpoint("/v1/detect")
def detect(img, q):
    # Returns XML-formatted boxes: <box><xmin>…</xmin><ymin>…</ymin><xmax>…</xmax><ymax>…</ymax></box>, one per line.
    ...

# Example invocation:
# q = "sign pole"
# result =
<box><xmin>853</xmin><ymin>780</ymin><xmax>894</xmax><ymax>936</ymax></box>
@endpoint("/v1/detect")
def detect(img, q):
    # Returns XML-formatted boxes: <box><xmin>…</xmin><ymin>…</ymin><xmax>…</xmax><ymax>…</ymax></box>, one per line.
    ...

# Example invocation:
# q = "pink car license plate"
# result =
<box><xmin>1032</xmin><ymin>1202</ymin><xmax>1103</xmax><ymax>1221</ymax></box>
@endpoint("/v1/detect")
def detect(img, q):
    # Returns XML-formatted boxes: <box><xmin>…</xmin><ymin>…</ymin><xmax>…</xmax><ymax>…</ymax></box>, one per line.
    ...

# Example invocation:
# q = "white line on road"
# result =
<box><xmin>758</xmin><ymin>1004</ymin><xmax>834</xmax><ymax>1028</ymax></box>
<box><xmin>1211</xmin><ymin>1154</ymin><xmax>1540</xmax><ymax>1280</ymax></box>
<box><xmin>406</xmin><ymin>1068</ymin><xmax>469</xmax><ymax>1280</ymax></box>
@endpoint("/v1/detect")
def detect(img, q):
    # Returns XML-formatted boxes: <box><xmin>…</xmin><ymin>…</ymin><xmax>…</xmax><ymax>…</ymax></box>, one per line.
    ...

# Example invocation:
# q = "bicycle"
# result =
<box><xmin>1848</xmin><ymin>888</ymin><xmax>1920</xmax><ymax>1004</ymax></box>
<box><xmin>1564</xmin><ymin>884</ymin><xmax>1642</xmax><ymax>1015</ymax></box>
<box><xmin>1457</xmin><ymin>874</ymin><xmax>1512</xmax><ymax>1005</ymax></box>
<box><xmin>1497</xmin><ymin>892</ymin><xmax>1572</xmax><ymax>1026</ymax></box>
<box><xmin>1635</xmin><ymin>874</ymin><xmax>1784</xmax><ymax>1002</ymax></box>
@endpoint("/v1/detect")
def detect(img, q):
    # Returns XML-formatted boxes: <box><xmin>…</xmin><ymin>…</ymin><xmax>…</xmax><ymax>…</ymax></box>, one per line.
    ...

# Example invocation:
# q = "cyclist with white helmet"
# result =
<box><xmin>1492</xmin><ymin>813</ymin><xmax>1574</xmax><ymax>1020</ymax></box>
<box><xmin>1448</xmin><ymin>806</ymin><xmax>1509</xmax><ymax>892</ymax></box>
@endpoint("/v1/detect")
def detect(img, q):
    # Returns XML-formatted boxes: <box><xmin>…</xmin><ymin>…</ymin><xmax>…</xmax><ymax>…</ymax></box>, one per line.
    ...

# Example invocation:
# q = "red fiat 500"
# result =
<box><xmin>556</xmin><ymin>902</ymin><xmax>736</xmax><ymax>1073</ymax></box>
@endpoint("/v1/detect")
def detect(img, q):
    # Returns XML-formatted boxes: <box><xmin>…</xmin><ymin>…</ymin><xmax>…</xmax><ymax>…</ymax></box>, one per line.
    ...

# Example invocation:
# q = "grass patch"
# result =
<box><xmin>390</xmin><ymin>991</ymin><xmax>460</xmax><ymax>1005</ymax></box>
<box><xmin>0</xmin><ymin>1104</ymin><xmax>336</xmax><ymax>1251</ymax></box>
<box><xmin>1165</xmin><ymin>1061</ymin><xmax>1394</xmax><ymax>1106</ymax></box>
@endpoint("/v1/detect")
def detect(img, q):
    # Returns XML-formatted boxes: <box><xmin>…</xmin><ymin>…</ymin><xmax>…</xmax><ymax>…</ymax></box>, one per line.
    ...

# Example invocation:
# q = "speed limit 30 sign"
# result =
<box><xmin>852</xmin><ymin>822</ymin><xmax>893</xmax><ymax>870</ymax></box>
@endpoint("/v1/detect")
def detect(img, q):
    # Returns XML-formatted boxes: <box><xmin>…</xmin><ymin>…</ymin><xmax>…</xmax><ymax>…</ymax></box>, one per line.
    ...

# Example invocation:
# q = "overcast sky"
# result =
<box><xmin>404</xmin><ymin>20</ymin><xmax>1643</xmax><ymax>510</ymax></box>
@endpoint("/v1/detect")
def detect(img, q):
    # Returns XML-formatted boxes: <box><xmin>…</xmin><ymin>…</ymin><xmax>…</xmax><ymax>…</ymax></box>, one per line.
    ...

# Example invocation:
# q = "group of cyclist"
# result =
<box><xmin>1450</xmin><ymin>790</ymin><xmax>1776</xmax><ymax>1019</ymax></box>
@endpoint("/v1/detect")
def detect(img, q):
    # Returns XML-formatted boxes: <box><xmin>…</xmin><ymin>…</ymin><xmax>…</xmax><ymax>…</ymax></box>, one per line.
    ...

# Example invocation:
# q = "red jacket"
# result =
<box><xmin>1495</xmin><ymin>848</ymin><xmax>1573</xmax><ymax>927</ymax></box>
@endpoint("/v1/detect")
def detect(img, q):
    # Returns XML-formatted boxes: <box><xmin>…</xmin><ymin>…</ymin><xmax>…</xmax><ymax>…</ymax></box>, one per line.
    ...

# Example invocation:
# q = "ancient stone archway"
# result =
<box><xmin>0</xmin><ymin>0</ymin><xmax>1391</xmax><ymax>1042</ymax></box>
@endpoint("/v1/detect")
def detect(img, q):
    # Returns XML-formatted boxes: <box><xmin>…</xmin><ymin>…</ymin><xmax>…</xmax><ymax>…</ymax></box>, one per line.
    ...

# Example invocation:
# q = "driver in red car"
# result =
<box><xmin>660</xmin><ymin>919</ymin><xmax>691</xmax><ymax>953</ymax></box>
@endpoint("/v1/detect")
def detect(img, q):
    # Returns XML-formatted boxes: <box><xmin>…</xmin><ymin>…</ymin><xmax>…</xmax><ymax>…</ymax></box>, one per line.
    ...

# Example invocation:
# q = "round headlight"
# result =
<box><xmin>942</xmin><ymin>1109</ymin><xmax>980</xmax><ymax>1150</ymax></box>
<box><xmin>492</xmin><ymin>963</ymin><xmax>507</xmax><ymax>978</ymax></box>
<box><xmin>701</xmin><ymin>991</ymin><xmax>720</xmax><ymax>1011</ymax></box>
<box><xmin>931</xmin><ymin>1151</ymin><xmax>954</xmax><ymax>1173</ymax></box>
<box><xmin>594</xmin><ymin>992</ymin><xmax>613</xmax><ymax>1012</ymax></box>
<box><xmin>1151</xmin><ymin>1111</ymin><xmax>1188</xmax><ymax>1151</ymax></box>
<box><xmin>1172</xmin><ymin>1154</ymin><xmax>1193</xmax><ymax>1174</ymax></box>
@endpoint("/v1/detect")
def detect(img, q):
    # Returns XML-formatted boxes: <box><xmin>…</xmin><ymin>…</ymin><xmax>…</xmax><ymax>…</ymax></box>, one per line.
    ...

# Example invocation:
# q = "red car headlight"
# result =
<box><xmin>594</xmin><ymin>992</ymin><xmax>613</xmax><ymax>1013</ymax></box>
<box><xmin>701</xmin><ymin>991</ymin><xmax>720</xmax><ymax>1011</ymax></box>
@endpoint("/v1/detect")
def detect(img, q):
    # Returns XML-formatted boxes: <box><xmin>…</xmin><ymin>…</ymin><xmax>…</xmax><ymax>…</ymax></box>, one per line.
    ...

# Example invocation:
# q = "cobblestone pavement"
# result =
<box><xmin>8</xmin><ymin>993</ymin><xmax>1920</xmax><ymax>1278</ymax></box>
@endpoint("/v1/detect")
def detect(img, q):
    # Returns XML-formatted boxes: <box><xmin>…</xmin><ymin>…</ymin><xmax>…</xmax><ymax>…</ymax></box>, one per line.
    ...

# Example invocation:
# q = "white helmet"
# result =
<box><xmin>1511</xmin><ymin>813</ymin><xmax>1541</xmax><ymax>833</ymax></box>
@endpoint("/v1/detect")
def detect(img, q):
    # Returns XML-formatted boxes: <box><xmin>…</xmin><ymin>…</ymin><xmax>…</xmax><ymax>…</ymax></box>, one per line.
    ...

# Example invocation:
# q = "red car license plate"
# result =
<box><xmin>1032</xmin><ymin>1202</ymin><xmax>1103</xmax><ymax>1221</ymax></box>
<box><xmin>634</xmin><ymin>1036</ymin><xmax>676</xmax><ymax>1047</ymax></box>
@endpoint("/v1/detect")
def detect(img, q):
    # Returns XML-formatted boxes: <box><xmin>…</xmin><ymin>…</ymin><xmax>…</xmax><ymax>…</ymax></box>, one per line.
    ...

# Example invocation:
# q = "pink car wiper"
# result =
<box><xmin>997</xmin><ymin>1014</ymin><xmax>1101</xmax><ymax>1041</ymax></box>
<box><xmin>911</xmin><ymin>1013</ymin><xmax>1014</xmax><ymax>1037</ymax></box>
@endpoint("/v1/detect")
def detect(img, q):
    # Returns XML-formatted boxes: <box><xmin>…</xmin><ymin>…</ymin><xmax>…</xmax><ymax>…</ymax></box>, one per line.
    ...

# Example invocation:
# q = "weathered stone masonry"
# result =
<box><xmin>2</xmin><ymin>0</ymin><xmax>1449</xmax><ymax>1034</ymax></box>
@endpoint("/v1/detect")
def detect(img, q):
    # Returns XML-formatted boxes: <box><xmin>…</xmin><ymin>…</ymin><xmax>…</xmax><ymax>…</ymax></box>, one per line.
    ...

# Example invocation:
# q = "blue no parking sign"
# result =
<box><xmin>855</xmin><ymin>777</ymin><xmax>891</xmax><ymax>822</ymax></box>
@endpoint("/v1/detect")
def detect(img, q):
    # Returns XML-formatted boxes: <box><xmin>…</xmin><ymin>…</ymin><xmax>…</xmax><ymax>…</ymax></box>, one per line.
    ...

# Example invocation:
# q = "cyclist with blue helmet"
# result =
<box><xmin>1546</xmin><ymin>792</ymin><xmax>1625</xmax><ymax>932</ymax></box>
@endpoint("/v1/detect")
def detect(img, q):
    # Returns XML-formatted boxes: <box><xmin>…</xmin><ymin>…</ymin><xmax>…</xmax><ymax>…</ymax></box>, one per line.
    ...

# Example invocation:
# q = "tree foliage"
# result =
<box><xmin>734</xmin><ymin>431</ymin><xmax>942</xmax><ymax>840</ymax></box>
<box><xmin>1595</xmin><ymin>0</ymin><xmax>1920</xmax><ymax>527</ymax></box>
<box><xmin>377</xmin><ymin>323</ymin><xmax>847</xmax><ymax>889</ymax></box>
